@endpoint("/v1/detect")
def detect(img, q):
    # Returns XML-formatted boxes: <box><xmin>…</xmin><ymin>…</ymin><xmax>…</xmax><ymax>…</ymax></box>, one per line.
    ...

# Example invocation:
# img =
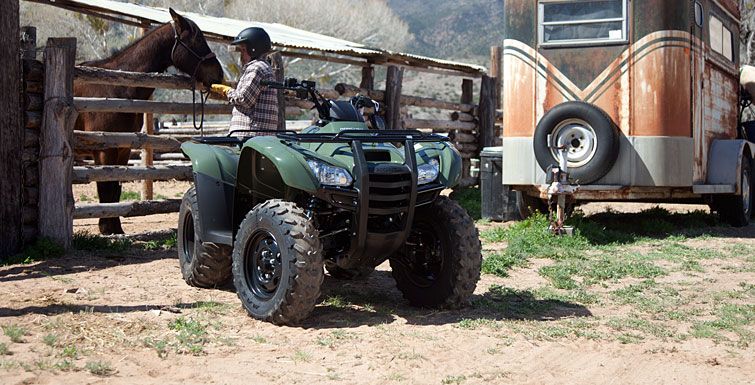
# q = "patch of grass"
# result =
<box><xmin>481</xmin><ymin>252</ymin><xmax>526</xmax><ymax>277</ymax></box>
<box><xmin>251</xmin><ymin>335</ymin><xmax>267</xmax><ymax>344</ymax></box>
<box><xmin>142</xmin><ymin>233</ymin><xmax>178</xmax><ymax>251</ymax></box>
<box><xmin>85</xmin><ymin>360</ymin><xmax>115</xmax><ymax>376</ymax></box>
<box><xmin>607</xmin><ymin>316</ymin><xmax>676</xmax><ymax>341</ymax></box>
<box><xmin>441</xmin><ymin>375</ymin><xmax>467</xmax><ymax>384</ymax></box>
<box><xmin>456</xmin><ymin>318</ymin><xmax>500</xmax><ymax>330</ymax></box>
<box><xmin>168</xmin><ymin>317</ymin><xmax>208</xmax><ymax>355</ymax></box>
<box><xmin>2</xmin><ymin>238</ymin><xmax>65</xmax><ymax>265</ymax></box>
<box><xmin>291</xmin><ymin>349</ymin><xmax>312</xmax><ymax>363</ymax></box>
<box><xmin>143</xmin><ymin>337</ymin><xmax>169</xmax><ymax>358</ymax></box>
<box><xmin>450</xmin><ymin>187</ymin><xmax>481</xmax><ymax>220</ymax></box>
<box><xmin>193</xmin><ymin>301</ymin><xmax>231</xmax><ymax>315</ymax></box>
<box><xmin>321</xmin><ymin>295</ymin><xmax>349</xmax><ymax>308</ymax></box>
<box><xmin>691</xmin><ymin>304</ymin><xmax>755</xmax><ymax>347</ymax></box>
<box><xmin>0</xmin><ymin>343</ymin><xmax>10</xmax><ymax>356</ymax></box>
<box><xmin>532</xmin><ymin>286</ymin><xmax>599</xmax><ymax>305</ymax></box>
<box><xmin>73</xmin><ymin>232</ymin><xmax>131</xmax><ymax>251</ymax></box>
<box><xmin>54</xmin><ymin>359</ymin><xmax>76</xmax><ymax>372</ymax></box>
<box><xmin>2</xmin><ymin>324</ymin><xmax>28</xmax><ymax>343</ymax></box>
<box><xmin>60</xmin><ymin>345</ymin><xmax>78</xmax><ymax>359</ymax></box>
<box><xmin>42</xmin><ymin>333</ymin><xmax>58</xmax><ymax>347</ymax></box>
<box><xmin>315</xmin><ymin>330</ymin><xmax>356</xmax><ymax>348</ymax></box>
<box><xmin>539</xmin><ymin>254</ymin><xmax>666</xmax><ymax>289</ymax></box>
<box><xmin>120</xmin><ymin>190</ymin><xmax>140</xmax><ymax>201</ymax></box>
<box><xmin>78</xmin><ymin>194</ymin><xmax>91</xmax><ymax>202</ymax></box>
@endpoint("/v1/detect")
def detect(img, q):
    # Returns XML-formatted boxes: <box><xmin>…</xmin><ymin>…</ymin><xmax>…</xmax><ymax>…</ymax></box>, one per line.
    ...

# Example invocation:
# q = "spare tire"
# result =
<box><xmin>533</xmin><ymin>101</ymin><xmax>620</xmax><ymax>184</ymax></box>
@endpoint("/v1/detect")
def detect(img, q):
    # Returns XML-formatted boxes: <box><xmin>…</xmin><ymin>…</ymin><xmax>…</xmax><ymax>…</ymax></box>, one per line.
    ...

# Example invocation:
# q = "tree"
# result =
<box><xmin>742</xmin><ymin>0</ymin><xmax>755</xmax><ymax>65</ymax></box>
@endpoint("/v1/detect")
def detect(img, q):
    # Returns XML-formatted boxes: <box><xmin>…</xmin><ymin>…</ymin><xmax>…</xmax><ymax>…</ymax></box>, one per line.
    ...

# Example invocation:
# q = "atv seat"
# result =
<box><xmin>190</xmin><ymin>136</ymin><xmax>244</xmax><ymax>146</ymax></box>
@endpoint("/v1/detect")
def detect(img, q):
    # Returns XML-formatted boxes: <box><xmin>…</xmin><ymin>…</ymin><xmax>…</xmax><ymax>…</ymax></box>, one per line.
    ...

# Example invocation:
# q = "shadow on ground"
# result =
<box><xmin>303</xmin><ymin>270</ymin><xmax>591</xmax><ymax>329</ymax></box>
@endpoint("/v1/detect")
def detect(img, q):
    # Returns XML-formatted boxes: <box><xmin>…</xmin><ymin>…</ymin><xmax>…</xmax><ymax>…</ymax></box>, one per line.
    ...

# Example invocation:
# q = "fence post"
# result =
<box><xmin>478</xmin><ymin>75</ymin><xmax>495</xmax><ymax>150</ymax></box>
<box><xmin>140</xmin><ymin>113</ymin><xmax>154</xmax><ymax>200</ymax></box>
<box><xmin>39</xmin><ymin>38</ymin><xmax>77</xmax><ymax>250</ymax></box>
<box><xmin>139</xmin><ymin>24</ymin><xmax>154</xmax><ymax>201</ymax></box>
<box><xmin>0</xmin><ymin>0</ymin><xmax>23</xmax><ymax>257</ymax></box>
<box><xmin>384</xmin><ymin>65</ymin><xmax>404</xmax><ymax>130</ymax></box>
<box><xmin>271</xmin><ymin>52</ymin><xmax>286</xmax><ymax>130</ymax></box>
<box><xmin>459</xmin><ymin>79</ymin><xmax>474</xmax><ymax>184</ymax></box>
<box><xmin>360</xmin><ymin>65</ymin><xmax>374</xmax><ymax>90</ymax></box>
<box><xmin>490</xmin><ymin>46</ymin><xmax>502</xmax><ymax>110</ymax></box>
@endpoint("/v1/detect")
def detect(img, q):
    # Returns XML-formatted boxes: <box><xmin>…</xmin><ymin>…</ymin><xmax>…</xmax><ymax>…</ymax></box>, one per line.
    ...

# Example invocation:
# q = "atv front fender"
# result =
<box><xmin>415</xmin><ymin>142</ymin><xmax>463</xmax><ymax>188</ymax></box>
<box><xmin>237</xmin><ymin>136</ymin><xmax>320</xmax><ymax>194</ymax></box>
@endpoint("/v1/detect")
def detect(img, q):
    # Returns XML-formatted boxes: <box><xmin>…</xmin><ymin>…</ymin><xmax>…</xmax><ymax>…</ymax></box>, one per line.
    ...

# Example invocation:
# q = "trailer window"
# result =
<box><xmin>710</xmin><ymin>15</ymin><xmax>734</xmax><ymax>61</ymax></box>
<box><xmin>539</xmin><ymin>0</ymin><xmax>627</xmax><ymax>46</ymax></box>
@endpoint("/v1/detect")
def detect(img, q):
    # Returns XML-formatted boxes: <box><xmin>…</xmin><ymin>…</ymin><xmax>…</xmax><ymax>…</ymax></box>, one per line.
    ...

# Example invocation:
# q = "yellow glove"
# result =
<box><xmin>210</xmin><ymin>84</ymin><xmax>233</xmax><ymax>97</ymax></box>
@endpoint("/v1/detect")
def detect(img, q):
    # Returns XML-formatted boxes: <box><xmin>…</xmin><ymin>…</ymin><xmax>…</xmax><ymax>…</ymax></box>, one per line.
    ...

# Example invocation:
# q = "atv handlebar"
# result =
<box><xmin>276</xmin><ymin>130</ymin><xmax>450</xmax><ymax>144</ymax></box>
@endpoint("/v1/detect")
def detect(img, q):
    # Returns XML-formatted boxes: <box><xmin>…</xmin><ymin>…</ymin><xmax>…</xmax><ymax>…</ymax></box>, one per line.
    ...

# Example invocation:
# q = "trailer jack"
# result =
<box><xmin>545</xmin><ymin>135</ymin><xmax>578</xmax><ymax>236</ymax></box>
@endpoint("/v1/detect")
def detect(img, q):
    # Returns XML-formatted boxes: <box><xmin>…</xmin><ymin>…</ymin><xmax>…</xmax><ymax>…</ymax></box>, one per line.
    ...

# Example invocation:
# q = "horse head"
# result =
<box><xmin>168</xmin><ymin>8</ymin><xmax>224</xmax><ymax>88</ymax></box>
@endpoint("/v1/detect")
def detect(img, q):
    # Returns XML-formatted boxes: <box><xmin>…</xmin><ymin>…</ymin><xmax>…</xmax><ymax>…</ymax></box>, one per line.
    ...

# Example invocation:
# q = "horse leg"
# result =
<box><xmin>94</xmin><ymin>148</ymin><xmax>127</xmax><ymax>235</ymax></box>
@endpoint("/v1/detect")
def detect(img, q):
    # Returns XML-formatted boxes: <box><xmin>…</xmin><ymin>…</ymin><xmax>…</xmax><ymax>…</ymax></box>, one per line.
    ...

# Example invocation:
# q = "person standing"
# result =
<box><xmin>211</xmin><ymin>27</ymin><xmax>278</xmax><ymax>135</ymax></box>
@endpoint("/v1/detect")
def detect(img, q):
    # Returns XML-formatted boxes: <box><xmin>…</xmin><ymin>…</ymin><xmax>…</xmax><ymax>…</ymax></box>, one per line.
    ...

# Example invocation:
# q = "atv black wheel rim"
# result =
<box><xmin>182</xmin><ymin>211</ymin><xmax>195</xmax><ymax>263</ymax></box>
<box><xmin>244</xmin><ymin>230</ymin><xmax>282</xmax><ymax>299</ymax></box>
<box><xmin>402</xmin><ymin>222</ymin><xmax>445</xmax><ymax>288</ymax></box>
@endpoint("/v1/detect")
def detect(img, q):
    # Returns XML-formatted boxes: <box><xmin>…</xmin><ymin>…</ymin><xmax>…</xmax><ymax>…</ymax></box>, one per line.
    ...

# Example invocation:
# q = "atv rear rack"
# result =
<box><xmin>276</xmin><ymin>130</ymin><xmax>450</xmax><ymax>143</ymax></box>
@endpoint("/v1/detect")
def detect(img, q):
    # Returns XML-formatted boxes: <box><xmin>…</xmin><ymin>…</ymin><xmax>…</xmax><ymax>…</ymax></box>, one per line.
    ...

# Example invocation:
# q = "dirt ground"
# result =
<box><xmin>1</xmin><ymin>182</ymin><xmax>753</xmax><ymax>384</ymax></box>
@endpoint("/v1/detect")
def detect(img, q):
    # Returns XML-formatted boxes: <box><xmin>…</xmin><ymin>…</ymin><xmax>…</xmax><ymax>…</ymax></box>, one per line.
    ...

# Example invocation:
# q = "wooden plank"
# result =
<box><xmin>141</xmin><ymin>113</ymin><xmax>154</xmax><ymax>200</ymax></box>
<box><xmin>74</xmin><ymin>97</ymin><xmax>233</xmax><ymax>115</ymax></box>
<box><xmin>490</xmin><ymin>46</ymin><xmax>502</xmax><ymax>109</ymax></box>
<box><xmin>73</xmin><ymin>165</ymin><xmax>192</xmax><ymax>184</ymax></box>
<box><xmin>74</xmin><ymin>66</ymin><xmax>200</xmax><ymax>91</ymax></box>
<box><xmin>74</xmin><ymin>199</ymin><xmax>181</xmax><ymax>219</ymax></box>
<box><xmin>403</xmin><ymin>118</ymin><xmax>477</xmax><ymax>131</ymax></box>
<box><xmin>271</xmin><ymin>52</ymin><xmax>286</xmax><ymax>131</ymax></box>
<box><xmin>360</xmin><ymin>65</ymin><xmax>374</xmax><ymax>90</ymax></box>
<box><xmin>74</xmin><ymin>131</ymin><xmax>183</xmax><ymax>152</ymax></box>
<box><xmin>450</xmin><ymin>111</ymin><xmax>475</xmax><ymax>122</ymax></box>
<box><xmin>39</xmin><ymin>37</ymin><xmax>78</xmax><ymax>250</ymax></box>
<box><xmin>384</xmin><ymin>66</ymin><xmax>404</xmax><ymax>130</ymax></box>
<box><xmin>478</xmin><ymin>75</ymin><xmax>496</xmax><ymax>149</ymax></box>
<box><xmin>0</xmin><ymin>1</ymin><xmax>23</xmax><ymax>256</ymax></box>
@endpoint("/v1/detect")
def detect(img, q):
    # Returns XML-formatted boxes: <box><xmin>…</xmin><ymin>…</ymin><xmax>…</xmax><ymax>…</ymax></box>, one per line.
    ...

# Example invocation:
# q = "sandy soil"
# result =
<box><xmin>0</xmin><ymin>184</ymin><xmax>752</xmax><ymax>384</ymax></box>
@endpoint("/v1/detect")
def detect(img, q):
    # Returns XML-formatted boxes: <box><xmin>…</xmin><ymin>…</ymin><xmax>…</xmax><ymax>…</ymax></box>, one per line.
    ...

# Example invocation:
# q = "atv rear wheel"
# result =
<box><xmin>389</xmin><ymin>196</ymin><xmax>482</xmax><ymax>308</ymax></box>
<box><xmin>232</xmin><ymin>200</ymin><xmax>324</xmax><ymax>325</ymax></box>
<box><xmin>177</xmin><ymin>187</ymin><xmax>232</xmax><ymax>288</ymax></box>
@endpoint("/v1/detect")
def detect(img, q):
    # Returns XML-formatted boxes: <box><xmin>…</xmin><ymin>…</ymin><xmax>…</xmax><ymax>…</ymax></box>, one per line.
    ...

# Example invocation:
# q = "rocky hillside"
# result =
<box><xmin>387</xmin><ymin>0</ymin><xmax>504</xmax><ymax>65</ymax></box>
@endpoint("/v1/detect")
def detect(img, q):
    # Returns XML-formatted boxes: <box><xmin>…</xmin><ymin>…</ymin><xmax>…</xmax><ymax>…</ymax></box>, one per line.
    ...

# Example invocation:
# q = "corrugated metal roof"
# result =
<box><xmin>25</xmin><ymin>0</ymin><xmax>487</xmax><ymax>75</ymax></box>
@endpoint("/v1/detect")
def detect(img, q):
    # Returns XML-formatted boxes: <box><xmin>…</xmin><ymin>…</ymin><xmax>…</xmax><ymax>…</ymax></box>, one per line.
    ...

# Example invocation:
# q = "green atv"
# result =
<box><xmin>178</xmin><ymin>79</ymin><xmax>482</xmax><ymax>325</ymax></box>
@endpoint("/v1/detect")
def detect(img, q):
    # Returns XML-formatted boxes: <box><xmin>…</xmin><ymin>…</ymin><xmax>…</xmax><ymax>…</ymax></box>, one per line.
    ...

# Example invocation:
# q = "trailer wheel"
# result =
<box><xmin>534</xmin><ymin>102</ymin><xmax>620</xmax><ymax>184</ymax></box>
<box><xmin>516</xmin><ymin>191</ymin><xmax>548</xmax><ymax>219</ymax></box>
<box><xmin>714</xmin><ymin>155</ymin><xmax>753</xmax><ymax>227</ymax></box>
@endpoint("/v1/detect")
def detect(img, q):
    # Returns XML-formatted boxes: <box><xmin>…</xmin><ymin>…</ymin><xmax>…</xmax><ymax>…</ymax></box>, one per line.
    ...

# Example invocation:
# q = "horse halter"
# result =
<box><xmin>170</xmin><ymin>21</ymin><xmax>217</xmax><ymax>131</ymax></box>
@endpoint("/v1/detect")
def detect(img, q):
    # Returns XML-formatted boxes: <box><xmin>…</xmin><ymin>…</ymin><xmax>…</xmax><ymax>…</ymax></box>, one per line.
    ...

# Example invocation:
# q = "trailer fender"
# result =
<box><xmin>706</xmin><ymin>139</ymin><xmax>755</xmax><ymax>194</ymax></box>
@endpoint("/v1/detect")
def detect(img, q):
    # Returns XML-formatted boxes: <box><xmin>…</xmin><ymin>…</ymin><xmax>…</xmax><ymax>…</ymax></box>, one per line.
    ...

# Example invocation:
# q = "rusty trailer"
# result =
<box><xmin>501</xmin><ymin>0</ymin><xmax>755</xmax><ymax>226</ymax></box>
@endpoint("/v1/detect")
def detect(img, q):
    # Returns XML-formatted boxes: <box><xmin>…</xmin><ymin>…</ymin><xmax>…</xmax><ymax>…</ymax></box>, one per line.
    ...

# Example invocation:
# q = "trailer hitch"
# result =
<box><xmin>544</xmin><ymin>134</ymin><xmax>578</xmax><ymax>236</ymax></box>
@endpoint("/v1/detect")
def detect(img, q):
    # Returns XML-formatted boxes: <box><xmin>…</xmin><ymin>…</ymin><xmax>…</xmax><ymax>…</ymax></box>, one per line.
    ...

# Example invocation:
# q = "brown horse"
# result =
<box><xmin>74</xmin><ymin>8</ymin><xmax>224</xmax><ymax>235</ymax></box>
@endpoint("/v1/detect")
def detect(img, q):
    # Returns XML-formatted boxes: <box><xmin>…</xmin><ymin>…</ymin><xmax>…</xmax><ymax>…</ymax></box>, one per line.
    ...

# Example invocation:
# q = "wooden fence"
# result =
<box><xmin>34</xmin><ymin>36</ymin><xmax>497</xmax><ymax>248</ymax></box>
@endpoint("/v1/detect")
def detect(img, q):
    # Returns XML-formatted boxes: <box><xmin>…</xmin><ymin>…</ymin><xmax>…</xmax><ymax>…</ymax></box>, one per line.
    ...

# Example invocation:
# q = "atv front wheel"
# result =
<box><xmin>390</xmin><ymin>196</ymin><xmax>482</xmax><ymax>308</ymax></box>
<box><xmin>232</xmin><ymin>200</ymin><xmax>324</xmax><ymax>325</ymax></box>
<box><xmin>177</xmin><ymin>187</ymin><xmax>232</xmax><ymax>288</ymax></box>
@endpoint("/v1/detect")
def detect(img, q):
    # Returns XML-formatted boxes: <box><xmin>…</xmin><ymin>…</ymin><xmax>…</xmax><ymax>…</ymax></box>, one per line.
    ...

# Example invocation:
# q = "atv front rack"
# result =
<box><xmin>275</xmin><ymin>130</ymin><xmax>450</xmax><ymax>144</ymax></box>
<box><xmin>280</xmin><ymin>129</ymin><xmax>450</xmax><ymax>269</ymax></box>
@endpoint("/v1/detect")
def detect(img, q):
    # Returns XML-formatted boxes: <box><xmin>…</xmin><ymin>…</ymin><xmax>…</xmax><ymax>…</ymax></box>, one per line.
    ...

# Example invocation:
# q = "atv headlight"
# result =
<box><xmin>417</xmin><ymin>158</ymin><xmax>440</xmax><ymax>185</ymax></box>
<box><xmin>307</xmin><ymin>159</ymin><xmax>353</xmax><ymax>187</ymax></box>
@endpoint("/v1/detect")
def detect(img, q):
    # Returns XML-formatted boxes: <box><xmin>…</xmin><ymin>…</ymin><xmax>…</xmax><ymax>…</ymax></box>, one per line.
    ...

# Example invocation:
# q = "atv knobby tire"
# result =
<box><xmin>177</xmin><ymin>187</ymin><xmax>232</xmax><ymax>288</ymax></box>
<box><xmin>232</xmin><ymin>200</ymin><xmax>324</xmax><ymax>325</ymax></box>
<box><xmin>390</xmin><ymin>196</ymin><xmax>482</xmax><ymax>308</ymax></box>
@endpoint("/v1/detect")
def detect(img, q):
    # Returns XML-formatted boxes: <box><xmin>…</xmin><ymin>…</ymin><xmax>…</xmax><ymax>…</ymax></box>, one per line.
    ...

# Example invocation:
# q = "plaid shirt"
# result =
<box><xmin>227</xmin><ymin>59</ymin><xmax>279</xmax><ymax>136</ymax></box>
